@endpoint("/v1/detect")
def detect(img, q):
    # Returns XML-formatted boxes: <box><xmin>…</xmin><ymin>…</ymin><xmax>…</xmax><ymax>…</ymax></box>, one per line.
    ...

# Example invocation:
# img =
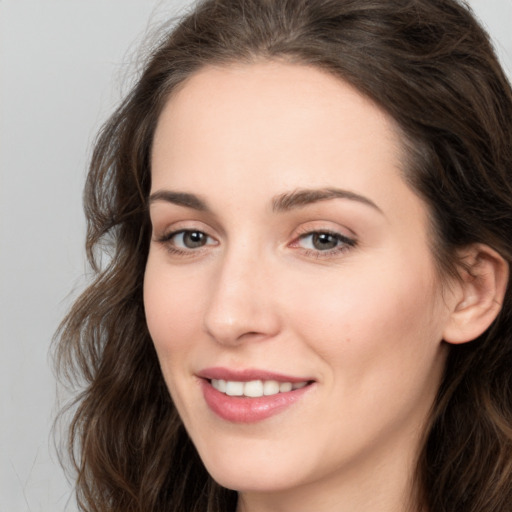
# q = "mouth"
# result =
<box><xmin>210</xmin><ymin>378</ymin><xmax>310</xmax><ymax>397</ymax></box>
<box><xmin>197</xmin><ymin>368</ymin><xmax>315</xmax><ymax>423</ymax></box>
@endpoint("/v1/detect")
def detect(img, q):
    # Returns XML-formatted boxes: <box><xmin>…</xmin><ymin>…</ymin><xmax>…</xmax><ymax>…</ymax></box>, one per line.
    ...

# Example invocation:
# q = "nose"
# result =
<box><xmin>203</xmin><ymin>249</ymin><xmax>281</xmax><ymax>346</ymax></box>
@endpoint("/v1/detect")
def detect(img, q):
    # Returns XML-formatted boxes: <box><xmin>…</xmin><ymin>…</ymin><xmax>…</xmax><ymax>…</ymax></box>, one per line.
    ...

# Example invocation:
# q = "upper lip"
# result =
<box><xmin>197</xmin><ymin>367</ymin><xmax>314</xmax><ymax>383</ymax></box>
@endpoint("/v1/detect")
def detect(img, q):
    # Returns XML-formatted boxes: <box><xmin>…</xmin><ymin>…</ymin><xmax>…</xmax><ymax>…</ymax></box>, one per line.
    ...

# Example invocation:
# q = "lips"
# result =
<box><xmin>197</xmin><ymin>367</ymin><xmax>315</xmax><ymax>423</ymax></box>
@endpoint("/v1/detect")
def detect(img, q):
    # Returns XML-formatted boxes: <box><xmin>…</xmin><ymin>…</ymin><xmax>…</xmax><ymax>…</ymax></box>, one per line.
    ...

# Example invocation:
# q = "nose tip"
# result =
<box><xmin>205</xmin><ymin>311</ymin><xmax>265</xmax><ymax>345</ymax></box>
<box><xmin>203</xmin><ymin>265</ymin><xmax>280</xmax><ymax>346</ymax></box>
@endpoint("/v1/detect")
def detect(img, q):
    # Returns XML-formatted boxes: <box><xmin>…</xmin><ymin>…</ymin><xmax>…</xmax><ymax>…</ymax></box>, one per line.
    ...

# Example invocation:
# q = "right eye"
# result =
<box><xmin>162</xmin><ymin>230</ymin><xmax>216</xmax><ymax>250</ymax></box>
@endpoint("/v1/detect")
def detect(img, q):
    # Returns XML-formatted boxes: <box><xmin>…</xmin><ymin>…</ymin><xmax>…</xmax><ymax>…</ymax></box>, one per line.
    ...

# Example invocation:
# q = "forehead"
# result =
<box><xmin>150</xmin><ymin>62</ymin><xmax>422</xmax><ymax>222</ymax></box>
<box><xmin>151</xmin><ymin>61</ymin><xmax>401</xmax><ymax>183</ymax></box>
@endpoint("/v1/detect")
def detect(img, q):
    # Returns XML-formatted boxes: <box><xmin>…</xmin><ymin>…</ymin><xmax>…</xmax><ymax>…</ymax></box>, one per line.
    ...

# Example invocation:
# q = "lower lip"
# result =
<box><xmin>200</xmin><ymin>380</ymin><xmax>313</xmax><ymax>423</ymax></box>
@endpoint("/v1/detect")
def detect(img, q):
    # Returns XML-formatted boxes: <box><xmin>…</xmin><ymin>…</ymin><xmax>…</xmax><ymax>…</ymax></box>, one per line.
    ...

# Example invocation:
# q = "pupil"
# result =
<box><xmin>184</xmin><ymin>231</ymin><xmax>206</xmax><ymax>248</ymax></box>
<box><xmin>313</xmin><ymin>233</ymin><xmax>337</xmax><ymax>250</ymax></box>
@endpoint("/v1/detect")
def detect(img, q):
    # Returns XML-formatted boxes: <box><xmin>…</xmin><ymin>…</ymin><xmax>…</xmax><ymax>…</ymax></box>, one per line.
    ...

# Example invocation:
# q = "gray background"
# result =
<box><xmin>1</xmin><ymin>1</ymin><xmax>511</xmax><ymax>510</ymax></box>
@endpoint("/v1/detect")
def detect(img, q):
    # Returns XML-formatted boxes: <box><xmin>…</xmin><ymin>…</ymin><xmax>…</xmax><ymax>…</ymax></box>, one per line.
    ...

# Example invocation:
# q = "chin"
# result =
<box><xmin>209</xmin><ymin>468</ymin><xmax>301</xmax><ymax>494</ymax></box>
<box><xmin>198</xmin><ymin>445</ymin><xmax>307</xmax><ymax>493</ymax></box>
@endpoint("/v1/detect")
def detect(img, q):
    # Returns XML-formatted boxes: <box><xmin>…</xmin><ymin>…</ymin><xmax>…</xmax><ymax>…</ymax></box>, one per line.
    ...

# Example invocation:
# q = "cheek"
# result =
<box><xmin>282</xmin><ymin>257</ymin><xmax>447</xmax><ymax>457</ymax></box>
<box><xmin>284</xmin><ymin>253</ymin><xmax>444</xmax><ymax>385</ymax></box>
<box><xmin>143</xmin><ymin>256</ymin><xmax>206</xmax><ymax>363</ymax></box>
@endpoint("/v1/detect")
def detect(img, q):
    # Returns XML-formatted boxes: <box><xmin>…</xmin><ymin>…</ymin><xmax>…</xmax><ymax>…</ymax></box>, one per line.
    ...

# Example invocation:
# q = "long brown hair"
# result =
<box><xmin>55</xmin><ymin>0</ymin><xmax>512</xmax><ymax>510</ymax></box>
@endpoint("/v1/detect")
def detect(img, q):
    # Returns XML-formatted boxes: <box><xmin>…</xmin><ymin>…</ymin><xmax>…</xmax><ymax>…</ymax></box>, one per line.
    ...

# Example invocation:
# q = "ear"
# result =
<box><xmin>443</xmin><ymin>244</ymin><xmax>509</xmax><ymax>345</ymax></box>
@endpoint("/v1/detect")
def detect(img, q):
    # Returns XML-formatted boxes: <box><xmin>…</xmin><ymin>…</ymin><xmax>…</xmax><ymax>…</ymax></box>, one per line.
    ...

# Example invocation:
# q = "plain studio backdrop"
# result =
<box><xmin>1</xmin><ymin>1</ymin><xmax>511</xmax><ymax>510</ymax></box>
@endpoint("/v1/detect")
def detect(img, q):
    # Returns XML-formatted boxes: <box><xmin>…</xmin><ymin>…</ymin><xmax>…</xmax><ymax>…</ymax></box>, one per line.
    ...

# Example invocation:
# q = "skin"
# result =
<box><xmin>144</xmin><ymin>61</ymin><xmax>459</xmax><ymax>512</ymax></box>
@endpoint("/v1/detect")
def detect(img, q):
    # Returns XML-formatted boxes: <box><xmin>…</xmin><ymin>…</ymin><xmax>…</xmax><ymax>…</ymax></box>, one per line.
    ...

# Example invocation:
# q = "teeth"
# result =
<box><xmin>225</xmin><ymin>381</ymin><xmax>244</xmax><ymax>396</ymax></box>
<box><xmin>279</xmin><ymin>382</ymin><xmax>292</xmax><ymax>392</ymax></box>
<box><xmin>263</xmin><ymin>380</ymin><xmax>280</xmax><ymax>395</ymax></box>
<box><xmin>211</xmin><ymin>379</ymin><xmax>309</xmax><ymax>398</ymax></box>
<box><xmin>244</xmin><ymin>380</ymin><xmax>263</xmax><ymax>397</ymax></box>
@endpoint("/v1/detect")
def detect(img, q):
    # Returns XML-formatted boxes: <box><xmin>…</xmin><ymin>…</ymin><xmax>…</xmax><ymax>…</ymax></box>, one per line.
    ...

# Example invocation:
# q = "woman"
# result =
<box><xmin>55</xmin><ymin>0</ymin><xmax>512</xmax><ymax>511</ymax></box>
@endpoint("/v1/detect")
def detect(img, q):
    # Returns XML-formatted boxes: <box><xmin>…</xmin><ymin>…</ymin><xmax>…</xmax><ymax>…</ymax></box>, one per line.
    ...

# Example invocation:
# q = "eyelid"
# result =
<box><xmin>153</xmin><ymin>218</ymin><xmax>216</xmax><ymax>240</ymax></box>
<box><xmin>152</xmin><ymin>220</ymin><xmax>357</xmax><ymax>259</ymax></box>
<box><xmin>288</xmin><ymin>224</ymin><xmax>358</xmax><ymax>258</ymax></box>
<box><xmin>159</xmin><ymin>229</ymin><xmax>217</xmax><ymax>246</ymax></box>
<box><xmin>291</xmin><ymin>221</ymin><xmax>357</xmax><ymax>243</ymax></box>
<box><xmin>149</xmin><ymin>205</ymin><xmax>224</xmax><ymax>237</ymax></box>
<box><xmin>291</xmin><ymin>230</ymin><xmax>355</xmax><ymax>247</ymax></box>
<box><xmin>153</xmin><ymin>219</ymin><xmax>220</xmax><ymax>258</ymax></box>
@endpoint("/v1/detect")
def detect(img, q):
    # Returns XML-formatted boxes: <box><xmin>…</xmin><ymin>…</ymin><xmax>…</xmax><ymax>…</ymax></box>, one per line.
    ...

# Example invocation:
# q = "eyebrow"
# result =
<box><xmin>148</xmin><ymin>187</ymin><xmax>382</xmax><ymax>214</ymax></box>
<box><xmin>272</xmin><ymin>187</ymin><xmax>383</xmax><ymax>214</ymax></box>
<box><xmin>149</xmin><ymin>190</ymin><xmax>209</xmax><ymax>211</ymax></box>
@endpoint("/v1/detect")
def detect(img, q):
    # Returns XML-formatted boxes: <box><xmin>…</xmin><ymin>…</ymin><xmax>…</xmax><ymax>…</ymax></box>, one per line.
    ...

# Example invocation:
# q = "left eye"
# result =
<box><xmin>297</xmin><ymin>231</ymin><xmax>353</xmax><ymax>251</ymax></box>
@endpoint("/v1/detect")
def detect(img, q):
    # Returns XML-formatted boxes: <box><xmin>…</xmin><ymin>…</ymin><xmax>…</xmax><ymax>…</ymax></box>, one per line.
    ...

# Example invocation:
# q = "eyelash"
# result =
<box><xmin>156</xmin><ymin>228</ymin><xmax>357</xmax><ymax>259</ymax></box>
<box><xmin>156</xmin><ymin>229</ymin><xmax>217</xmax><ymax>257</ymax></box>
<box><xmin>293</xmin><ymin>229</ymin><xmax>357</xmax><ymax>259</ymax></box>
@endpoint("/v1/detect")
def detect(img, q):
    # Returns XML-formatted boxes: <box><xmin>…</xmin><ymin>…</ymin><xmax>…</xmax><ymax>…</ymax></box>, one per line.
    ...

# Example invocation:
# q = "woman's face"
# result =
<box><xmin>144</xmin><ymin>62</ymin><xmax>453</xmax><ymax>503</ymax></box>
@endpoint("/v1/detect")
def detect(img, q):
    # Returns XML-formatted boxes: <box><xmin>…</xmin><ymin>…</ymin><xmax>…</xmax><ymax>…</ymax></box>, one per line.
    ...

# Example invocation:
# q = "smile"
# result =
<box><xmin>211</xmin><ymin>379</ymin><xmax>309</xmax><ymax>397</ymax></box>
<box><xmin>197</xmin><ymin>368</ymin><xmax>315</xmax><ymax>423</ymax></box>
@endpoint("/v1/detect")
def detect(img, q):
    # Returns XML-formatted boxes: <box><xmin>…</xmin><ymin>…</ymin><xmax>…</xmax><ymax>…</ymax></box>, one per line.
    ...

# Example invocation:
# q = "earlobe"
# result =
<box><xmin>443</xmin><ymin>244</ymin><xmax>509</xmax><ymax>345</ymax></box>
